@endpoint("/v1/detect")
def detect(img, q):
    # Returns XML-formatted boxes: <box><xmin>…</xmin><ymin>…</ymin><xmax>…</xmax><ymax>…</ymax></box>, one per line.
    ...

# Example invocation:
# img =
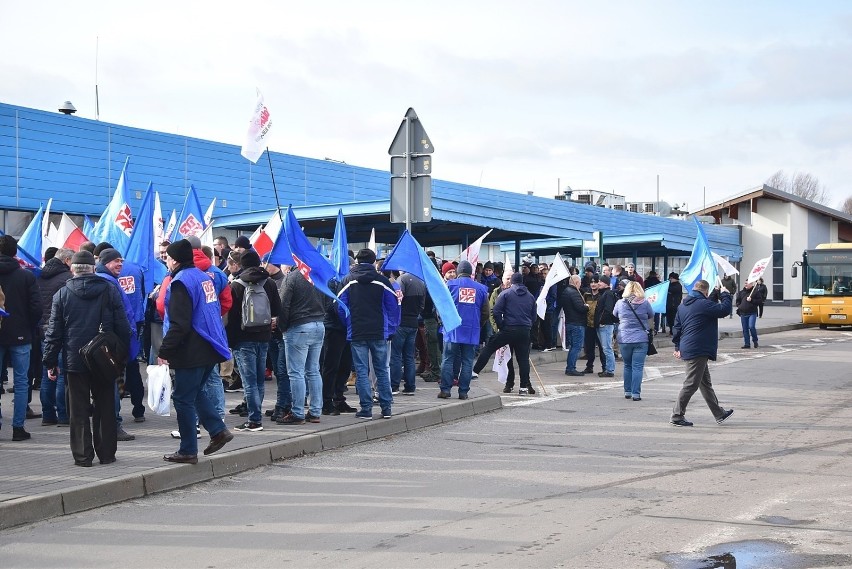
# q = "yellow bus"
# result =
<box><xmin>792</xmin><ymin>243</ymin><xmax>852</xmax><ymax>328</ymax></box>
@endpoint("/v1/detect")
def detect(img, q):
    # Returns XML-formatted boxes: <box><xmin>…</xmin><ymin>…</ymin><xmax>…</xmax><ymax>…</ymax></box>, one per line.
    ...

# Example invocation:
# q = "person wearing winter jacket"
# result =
<box><xmin>0</xmin><ymin>235</ymin><xmax>42</xmax><ymax>441</ymax></box>
<box><xmin>613</xmin><ymin>281</ymin><xmax>654</xmax><ymax>401</ymax></box>
<box><xmin>473</xmin><ymin>272</ymin><xmax>537</xmax><ymax>395</ymax></box>
<box><xmin>559</xmin><ymin>274</ymin><xmax>588</xmax><ymax>376</ymax></box>
<box><xmin>37</xmin><ymin>248</ymin><xmax>73</xmax><ymax>425</ymax></box>
<box><xmin>593</xmin><ymin>278</ymin><xmax>619</xmax><ymax>378</ymax></box>
<box><xmin>43</xmin><ymin>251</ymin><xmax>131</xmax><ymax>466</ymax></box>
<box><xmin>735</xmin><ymin>280</ymin><xmax>764</xmax><ymax>349</ymax></box>
<box><xmin>670</xmin><ymin>280</ymin><xmax>734</xmax><ymax>427</ymax></box>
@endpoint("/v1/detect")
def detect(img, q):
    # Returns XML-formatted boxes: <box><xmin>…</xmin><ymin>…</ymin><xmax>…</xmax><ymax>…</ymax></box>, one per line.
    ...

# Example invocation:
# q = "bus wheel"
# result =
<box><xmin>819</xmin><ymin>324</ymin><xmax>828</xmax><ymax>329</ymax></box>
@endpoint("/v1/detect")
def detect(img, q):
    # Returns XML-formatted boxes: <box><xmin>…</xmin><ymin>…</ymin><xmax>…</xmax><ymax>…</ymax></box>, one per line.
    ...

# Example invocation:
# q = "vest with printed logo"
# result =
<box><xmin>118</xmin><ymin>261</ymin><xmax>145</xmax><ymax>324</ymax></box>
<box><xmin>444</xmin><ymin>276</ymin><xmax>488</xmax><ymax>345</ymax></box>
<box><xmin>164</xmin><ymin>267</ymin><xmax>230</xmax><ymax>360</ymax></box>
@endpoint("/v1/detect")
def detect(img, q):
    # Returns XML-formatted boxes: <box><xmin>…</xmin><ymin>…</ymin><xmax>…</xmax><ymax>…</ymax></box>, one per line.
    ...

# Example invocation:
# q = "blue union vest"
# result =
<box><xmin>444</xmin><ymin>276</ymin><xmax>489</xmax><ymax>345</ymax></box>
<box><xmin>164</xmin><ymin>267</ymin><xmax>230</xmax><ymax>360</ymax></box>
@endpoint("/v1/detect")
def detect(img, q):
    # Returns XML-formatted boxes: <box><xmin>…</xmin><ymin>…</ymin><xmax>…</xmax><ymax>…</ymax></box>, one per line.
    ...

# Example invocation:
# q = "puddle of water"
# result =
<box><xmin>660</xmin><ymin>539</ymin><xmax>852</xmax><ymax>569</ymax></box>
<box><xmin>755</xmin><ymin>515</ymin><xmax>815</xmax><ymax>526</ymax></box>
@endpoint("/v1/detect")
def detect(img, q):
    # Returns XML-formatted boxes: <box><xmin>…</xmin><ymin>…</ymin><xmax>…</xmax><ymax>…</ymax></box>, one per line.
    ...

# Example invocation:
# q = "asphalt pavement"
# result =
<box><xmin>0</xmin><ymin>305</ymin><xmax>804</xmax><ymax>531</ymax></box>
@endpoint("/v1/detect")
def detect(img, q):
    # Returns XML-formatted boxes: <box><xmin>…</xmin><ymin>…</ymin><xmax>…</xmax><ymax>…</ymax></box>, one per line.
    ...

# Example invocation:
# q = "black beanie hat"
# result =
<box><xmin>70</xmin><ymin>251</ymin><xmax>96</xmax><ymax>266</ymax></box>
<box><xmin>93</xmin><ymin>242</ymin><xmax>115</xmax><ymax>257</ymax></box>
<box><xmin>234</xmin><ymin>235</ymin><xmax>252</xmax><ymax>249</ymax></box>
<box><xmin>98</xmin><ymin>248</ymin><xmax>123</xmax><ymax>265</ymax></box>
<box><xmin>240</xmin><ymin>250</ymin><xmax>261</xmax><ymax>268</ymax></box>
<box><xmin>166</xmin><ymin>239</ymin><xmax>194</xmax><ymax>264</ymax></box>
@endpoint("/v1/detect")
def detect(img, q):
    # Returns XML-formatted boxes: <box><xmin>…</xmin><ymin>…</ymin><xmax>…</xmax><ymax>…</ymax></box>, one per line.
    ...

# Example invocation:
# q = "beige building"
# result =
<box><xmin>696</xmin><ymin>185</ymin><xmax>852</xmax><ymax>304</ymax></box>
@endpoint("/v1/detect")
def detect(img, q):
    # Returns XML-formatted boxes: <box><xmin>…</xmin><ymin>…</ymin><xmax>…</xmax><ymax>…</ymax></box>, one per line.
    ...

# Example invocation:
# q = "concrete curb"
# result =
<box><xmin>0</xmin><ymin>394</ymin><xmax>502</xmax><ymax>531</ymax></box>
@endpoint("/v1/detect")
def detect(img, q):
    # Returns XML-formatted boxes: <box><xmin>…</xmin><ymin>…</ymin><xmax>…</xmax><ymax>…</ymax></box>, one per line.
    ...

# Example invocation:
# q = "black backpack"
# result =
<box><xmin>79</xmin><ymin>294</ymin><xmax>128</xmax><ymax>385</ymax></box>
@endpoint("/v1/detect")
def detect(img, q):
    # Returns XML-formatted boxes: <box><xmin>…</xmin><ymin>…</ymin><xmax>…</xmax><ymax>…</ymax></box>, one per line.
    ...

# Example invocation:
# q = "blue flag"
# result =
<box><xmin>91</xmin><ymin>157</ymin><xmax>133</xmax><ymax>251</ymax></box>
<box><xmin>382</xmin><ymin>230</ymin><xmax>462</xmax><ymax>333</ymax></box>
<box><xmin>679</xmin><ymin>216</ymin><xmax>720</xmax><ymax>293</ymax></box>
<box><xmin>270</xmin><ymin>206</ymin><xmax>348</xmax><ymax>315</ymax></box>
<box><xmin>17</xmin><ymin>204</ymin><xmax>44</xmax><ymax>269</ymax></box>
<box><xmin>82</xmin><ymin>215</ymin><xmax>95</xmax><ymax>240</ymax></box>
<box><xmin>171</xmin><ymin>184</ymin><xmax>207</xmax><ymax>241</ymax></box>
<box><xmin>125</xmin><ymin>182</ymin><xmax>168</xmax><ymax>293</ymax></box>
<box><xmin>330</xmin><ymin>208</ymin><xmax>350</xmax><ymax>281</ymax></box>
<box><xmin>644</xmin><ymin>280</ymin><xmax>669</xmax><ymax>314</ymax></box>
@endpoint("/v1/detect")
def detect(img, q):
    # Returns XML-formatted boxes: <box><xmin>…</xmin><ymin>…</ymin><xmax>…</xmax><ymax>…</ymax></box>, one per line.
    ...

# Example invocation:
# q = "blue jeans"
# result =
<box><xmin>40</xmin><ymin>341</ymin><xmax>67</xmax><ymax>423</ymax></box>
<box><xmin>269</xmin><ymin>337</ymin><xmax>291</xmax><ymax>411</ymax></box>
<box><xmin>620</xmin><ymin>342</ymin><xmax>648</xmax><ymax>397</ymax></box>
<box><xmin>596</xmin><ymin>324</ymin><xmax>616</xmax><ymax>374</ymax></box>
<box><xmin>440</xmin><ymin>341</ymin><xmax>475</xmax><ymax>395</ymax></box>
<box><xmin>172</xmin><ymin>365</ymin><xmax>227</xmax><ymax>455</ymax></box>
<box><xmin>390</xmin><ymin>326</ymin><xmax>417</xmax><ymax>392</ymax></box>
<box><xmin>285</xmin><ymin>321</ymin><xmax>325</xmax><ymax>419</ymax></box>
<box><xmin>234</xmin><ymin>341</ymin><xmax>269</xmax><ymax>423</ymax></box>
<box><xmin>351</xmin><ymin>340</ymin><xmax>392</xmax><ymax>415</ymax></box>
<box><xmin>0</xmin><ymin>344</ymin><xmax>31</xmax><ymax>428</ymax></box>
<box><xmin>740</xmin><ymin>313</ymin><xmax>758</xmax><ymax>346</ymax></box>
<box><xmin>202</xmin><ymin>363</ymin><xmax>226</xmax><ymax>420</ymax></box>
<box><xmin>565</xmin><ymin>324</ymin><xmax>585</xmax><ymax>372</ymax></box>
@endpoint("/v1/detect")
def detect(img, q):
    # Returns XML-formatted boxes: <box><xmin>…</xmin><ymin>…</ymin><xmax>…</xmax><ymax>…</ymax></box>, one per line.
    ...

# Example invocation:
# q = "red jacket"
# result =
<box><xmin>156</xmin><ymin>250</ymin><xmax>232</xmax><ymax>318</ymax></box>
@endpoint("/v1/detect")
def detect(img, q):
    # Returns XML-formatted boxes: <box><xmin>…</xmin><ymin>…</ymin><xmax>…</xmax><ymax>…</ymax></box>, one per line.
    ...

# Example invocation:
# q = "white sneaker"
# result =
<box><xmin>471</xmin><ymin>372</ymin><xmax>479</xmax><ymax>378</ymax></box>
<box><xmin>170</xmin><ymin>427</ymin><xmax>202</xmax><ymax>439</ymax></box>
<box><xmin>518</xmin><ymin>388</ymin><xmax>529</xmax><ymax>396</ymax></box>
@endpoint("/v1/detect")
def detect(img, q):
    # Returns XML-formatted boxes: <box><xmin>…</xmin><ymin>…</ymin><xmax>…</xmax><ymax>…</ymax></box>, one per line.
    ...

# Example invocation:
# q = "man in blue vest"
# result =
<box><xmin>159</xmin><ymin>239</ymin><xmax>234</xmax><ymax>463</ymax></box>
<box><xmin>94</xmin><ymin>246</ymin><xmax>141</xmax><ymax>442</ymax></box>
<box><xmin>438</xmin><ymin>261</ymin><xmax>489</xmax><ymax>400</ymax></box>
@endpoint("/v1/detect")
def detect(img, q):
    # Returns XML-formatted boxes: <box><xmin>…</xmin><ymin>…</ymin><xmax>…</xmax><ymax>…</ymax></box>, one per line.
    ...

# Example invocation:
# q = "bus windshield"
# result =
<box><xmin>804</xmin><ymin>250</ymin><xmax>852</xmax><ymax>296</ymax></box>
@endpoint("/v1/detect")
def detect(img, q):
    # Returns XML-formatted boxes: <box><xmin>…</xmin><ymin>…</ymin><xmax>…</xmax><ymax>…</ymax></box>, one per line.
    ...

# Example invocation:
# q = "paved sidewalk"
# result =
<box><xmin>0</xmin><ymin>304</ymin><xmax>802</xmax><ymax>530</ymax></box>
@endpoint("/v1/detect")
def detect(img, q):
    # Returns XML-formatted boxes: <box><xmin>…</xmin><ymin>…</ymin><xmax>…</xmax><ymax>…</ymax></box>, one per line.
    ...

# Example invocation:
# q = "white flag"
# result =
<box><xmin>460</xmin><ymin>229</ymin><xmax>493</xmax><ymax>267</ymax></box>
<box><xmin>536</xmin><ymin>253</ymin><xmax>570</xmax><ymax>319</ymax></box>
<box><xmin>153</xmin><ymin>191</ymin><xmax>164</xmax><ymax>255</ymax></box>
<box><xmin>558</xmin><ymin>309</ymin><xmax>566</xmax><ymax>350</ymax></box>
<box><xmin>204</xmin><ymin>198</ymin><xmax>216</xmax><ymax>226</ymax></box>
<box><xmin>164</xmin><ymin>209</ymin><xmax>177</xmax><ymax>241</ymax></box>
<box><xmin>368</xmin><ymin>228</ymin><xmax>376</xmax><ymax>254</ymax></box>
<box><xmin>746</xmin><ymin>255</ymin><xmax>772</xmax><ymax>284</ymax></box>
<box><xmin>492</xmin><ymin>345</ymin><xmax>511</xmax><ymax>384</ymax></box>
<box><xmin>712</xmin><ymin>252</ymin><xmax>739</xmax><ymax>277</ymax></box>
<box><xmin>502</xmin><ymin>253</ymin><xmax>514</xmax><ymax>285</ymax></box>
<box><xmin>241</xmin><ymin>90</ymin><xmax>273</xmax><ymax>164</ymax></box>
<box><xmin>42</xmin><ymin>198</ymin><xmax>54</xmax><ymax>254</ymax></box>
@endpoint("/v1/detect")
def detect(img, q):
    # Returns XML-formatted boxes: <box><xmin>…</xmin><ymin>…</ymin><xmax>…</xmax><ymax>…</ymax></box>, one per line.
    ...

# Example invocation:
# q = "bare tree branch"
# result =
<box><xmin>764</xmin><ymin>170</ymin><xmax>829</xmax><ymax>205</ymax></box>
<box><xmin>841</xmin><ymin>196</ymin><xmax>852</xmax><ymax>216</ymax></box>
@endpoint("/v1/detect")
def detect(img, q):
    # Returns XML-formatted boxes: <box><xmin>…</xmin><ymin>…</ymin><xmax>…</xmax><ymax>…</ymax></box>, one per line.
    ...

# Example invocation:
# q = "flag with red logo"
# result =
<box><xmin>171</xmin><ymin>184</ymin><xmax>208</xmax><ymax>241</ymax></box>
<box><xmin>91</xmin><ymin>157</ymin><xmax>134</xmax><ymax>252</ymax></box>
<box><xmin>746</xmin><ymin>255</ymin><xmax>772</xmax><ymax>284</ymax></box>
<box><xmin>241</xmin><ymin>90</ymin><xmax>273</xmax><ymax>164</ymax></box>
<box><xmin>268</xmin><ymin>206</ymin><xmax>348</xmax><ymax>314</ymax></box>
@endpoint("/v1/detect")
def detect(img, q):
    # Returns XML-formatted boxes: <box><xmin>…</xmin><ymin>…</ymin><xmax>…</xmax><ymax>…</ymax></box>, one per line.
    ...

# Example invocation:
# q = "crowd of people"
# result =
<box><xmin>1</xmin><ymin>235</ymin><xmax>750</xmax><ymax>464</ymax></box>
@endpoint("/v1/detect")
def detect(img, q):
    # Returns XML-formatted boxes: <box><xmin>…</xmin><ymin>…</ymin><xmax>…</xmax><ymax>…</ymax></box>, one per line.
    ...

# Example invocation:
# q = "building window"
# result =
<box><xmin>577</xmin><ymin>195</ymin><xmax>591</xmax><ymax>204</ymax></box>
<box><xmin>613</xmin><ymin>204</ymin><xmax>624</xmax><ymax>210</ymax></box>
<box><xmin>772</xmin><ymin>233</ymin><xmax>783</xmax><ymax>301</ymax></box>
<box><xmin>629</xmin><ymin>204</ymin><xmax>639</xmax><ymax>213</ymax></box>
<box><xmin>644</xmin><ymin>203</ymin><xmax>655</xmax><ymax>213</ymax></box>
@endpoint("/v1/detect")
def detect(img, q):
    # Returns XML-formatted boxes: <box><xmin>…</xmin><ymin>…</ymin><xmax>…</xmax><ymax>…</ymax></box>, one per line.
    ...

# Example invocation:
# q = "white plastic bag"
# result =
<box><xmin>146</xmin><ymin>364</ymin><xmax>172</xmax><ymax>416</ymax></box>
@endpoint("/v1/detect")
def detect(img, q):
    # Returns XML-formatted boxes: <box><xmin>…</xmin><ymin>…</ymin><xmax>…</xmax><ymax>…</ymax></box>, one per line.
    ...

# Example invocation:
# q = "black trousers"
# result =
<box><xmin>320</xmin><ymin>328</ymin><xmax>352</xmax><ymax>407</ymax></box>
<box><xmin>124</xmin><ymin>361</ymin><xmax>145</xmax><ymax>418</ymax></box>
<box><xmin>66</xmin><ymin>371</ymin><xmax>117</xmax><ymax>464</ymax></box>
<box><xmin>474</xmin><ymin>326</ymin><xmax>531</xmax><ymax>388</ymax></box>
<box><xmin>584</xmin><ymin>326</ymin><xmax>604</xmax><ymax>369</ymax></box>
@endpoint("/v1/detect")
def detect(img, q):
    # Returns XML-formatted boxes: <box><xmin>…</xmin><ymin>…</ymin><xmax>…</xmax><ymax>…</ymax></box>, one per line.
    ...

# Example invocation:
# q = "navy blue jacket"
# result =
<box><xmin>493</xmin><ymin>283</ymin><xmax>536</xmax><ymax>329</ymax></box>
<box><xmin>337</xmin><ymin>263</ymin><xmax>400</xmax><ymax>342</ymax></box>
<box><xmin>672</xmin><ymin>290</ymin><xmax>732</xmax><ymax>360</ymax></box>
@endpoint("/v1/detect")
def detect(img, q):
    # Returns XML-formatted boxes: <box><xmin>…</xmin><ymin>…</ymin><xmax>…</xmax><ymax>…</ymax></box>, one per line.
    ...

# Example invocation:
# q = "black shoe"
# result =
<box><xmin>437</xmin><ymin>391</ymin><xmax>451</xmax><ymax>399</ymax></box>
<box><xmin>670</xmin><ymin>419</ymin><xmax>694</xmax><ymax>427</ymax></box>
<box><xmin>582</xmin><ymin>368</ymin><xmax>594</xmax><ymax>374</ymax></box>
<box><xmin>12</xmin><ymin>427</ymin><xmax>31</xmax><ymax>441</ymax></box>
<box><xmin>741</xmin><ymin>345</ymin><xmax>751</xmax><ymax>349</ymax></box>
<box><xmin>57</xmin><ymin>420</ymin><xmax>70</xmax><ymax>426</ymax></box>
<box><xmin>716</xmin><ymin>409</ymin><xmax>734</xmax><ymax>424</ymax></box>
<box><xmin>99</xmin><ymin>457</ymin><xmax>116</xmax><ymax>465</ymax></box>
<box><xmin>75</xmin><ymin>460</ymin><xmax>93</xmax><ymax>467</ymax></box>
<box><xmin>276</xmin><ymin>413</ymin><xmax>305</xmax><ymax>425</ymax></box>
<box><xmin>26</xmin><ymin>407</ymin><xmax>42</xmax><ymax>419</ymax></box>
<box><xmin>754</xmin><ymin>342</ymin><xmax>758</xmax><ymax>348</ymax></box>
<box><xmin>502</xmin><ymin>385</ymin><xmax>514</xmax><ymax>394</ymax></box>
<box><xmin>527</xmin><ymin>386</ymin><xmax>536</xmax><ymax>395</ymax></box>
<box><xmin>229</xmin><ymin>402</ymin><xmax>247</xmax><ymax>415</ymax></box>
<box><xmin>458</xmin><ymin>394</ymin><xmax>469</xmax><ymax>400</ymax></box>
<box><xmin>401</xmin><ymin>388</ymin><xmax>416</xmax><ymax>395</ymax></box>
<box><xmin>42</xmin><ymin>419</ymin><xmax>58</xmax><ymax>426</ymax></box>
<box><xmin>599</xmin><ymin>372</ymin><xmax>615</xmax><ymax>378</ymax></box>
<box><xmin>305</xmin><ymin>413</ymin><xmax>321</xmax><ymax>424</ymax></box>
<box><xmin>336</xmin><ymin>401</ymin><xmax>357</xmax><ymax>413</ymax></box>
<box><xmin>134</xmin><ymin>416</ymin><xmax>146</xmax><ymax>423</ymax></box>
<box><xmin>565</xmin><ymin>370</ymin><xmax>584</xmax><ymax>377</ymax></box>
<box><xmin>625</xmin><ymin>395</ymin><xmax>632</xmax><ymax>399</ymax></box>
<box><xmin>632</xmin><ymin>397</ymin><xmax>642</xmax><ymax>401</ymax></box>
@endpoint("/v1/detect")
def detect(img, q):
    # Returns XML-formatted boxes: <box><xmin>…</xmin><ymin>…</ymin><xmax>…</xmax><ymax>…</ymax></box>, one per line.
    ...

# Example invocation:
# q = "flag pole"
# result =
<box><xmin>265</xmin><ymin>147</ymin><xmax>284</xmax><ymax>224</ymax></box>
<box><xmin>529</xmin><ymin>360</ymin><xmax>548</xmax><ymax>396</ymax></box>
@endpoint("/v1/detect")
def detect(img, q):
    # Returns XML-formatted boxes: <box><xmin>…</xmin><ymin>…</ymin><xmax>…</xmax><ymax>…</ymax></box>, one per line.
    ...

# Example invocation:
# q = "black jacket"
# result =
<box><xmin>559</xmin><ymin>285</ymin><xmax>588</xmax><ymax>326</ymax></box>
<box><xmin>593</xmin><ymin>288</ymin><xmax>619</xmax><ymax>326</ymax></box>
<box><xmin>43</xmin><ymin>273</ymin><xmax>131</xmax><ymax>373</ymax></box>
<box><xmin>158</xmin><ymin>264</ymin><xmax>227</xmax><ymax>368</ymax></box>
<box><xmin>323</xmin><ymin>279</ymin><xmax>346</xmax><ymax>332</ymax></box>
<box><xmin>226</xmin><ymin>266</ymin><xmax>282</xmax><ymax>345</ymax></box>
<box><xmin>398</xmin><ymin>272</ymin><xmax>426</xmax><ymax>328</ymax></box>
<box><xmin>492</xmin><ymin>284</ymin><xmax>537</xmax><ymax>329</ymax></box>
<box><xmin>279</xmin><ymin>269</ymin><xmax>325</xmax><ymax>332</ymax></box>
<box><xmin>37</xmin><ymin>257</ymin><xmax>71</xmax><ymax>332</ymax></box>
<box><xmin>735</xmin><ymin>286</ymin><xmax>764</xmax><ymax>315</ymax></box>
<box><xmin>0</xmin><ymin>254</ymin><xmax>41</xmax><ymax>345</ymax></box>
<box><xmin>666</xmin><ymin>280</ymin><xmax>684</xmax><ymax>312</ymax></box>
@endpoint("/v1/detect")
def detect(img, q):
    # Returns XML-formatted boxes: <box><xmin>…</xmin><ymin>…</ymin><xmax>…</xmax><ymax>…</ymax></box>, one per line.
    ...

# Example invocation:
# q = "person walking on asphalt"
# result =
<box><xmin>670</xmin><ymin>279</ymin><xmax>735</xmax><ymax>427</ymax></box>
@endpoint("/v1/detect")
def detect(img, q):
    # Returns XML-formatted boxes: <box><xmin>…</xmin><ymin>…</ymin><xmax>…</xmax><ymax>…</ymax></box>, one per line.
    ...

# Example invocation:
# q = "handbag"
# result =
<box><xmin>625</xmin><ymin>299</ymin><xmax>657</xmax><ymax>356</ymax></box>
<box><xmin>79</xmin><ymin>294</ymin><xmax>128</xmax><ymax>385</ymax></box>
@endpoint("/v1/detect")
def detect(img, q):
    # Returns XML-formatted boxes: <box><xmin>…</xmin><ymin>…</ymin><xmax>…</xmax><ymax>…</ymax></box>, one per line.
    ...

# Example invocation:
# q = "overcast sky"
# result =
<box><xmin>2</xmin><ymin>0</ymin><xmax>851</xmax><ymax>210</ymax></box>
